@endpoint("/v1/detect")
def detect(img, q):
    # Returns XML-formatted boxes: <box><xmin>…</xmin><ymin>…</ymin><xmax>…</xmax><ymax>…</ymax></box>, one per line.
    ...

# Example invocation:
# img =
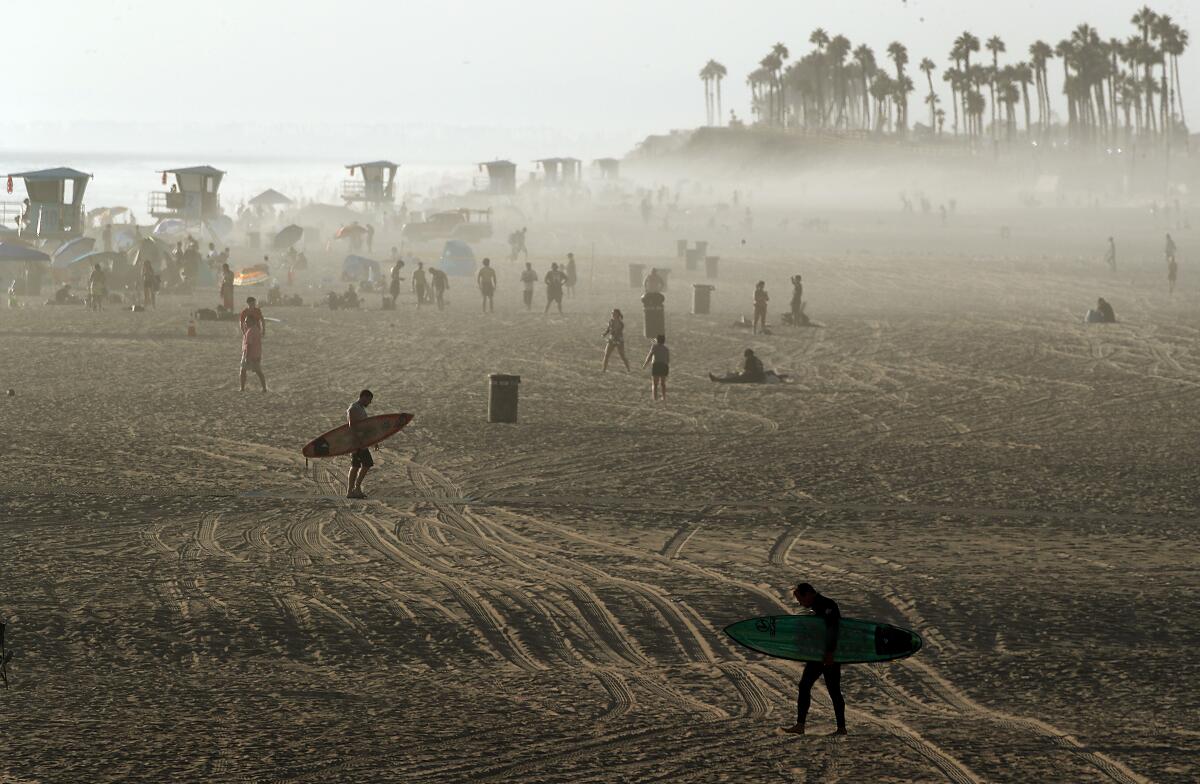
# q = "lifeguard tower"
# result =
<box><xmin>342</xmin><ymin>161</ymin><xmax>398</xmax><ymax>209</ymax></box>
<box><xmin>2</xmin><ymin>167</ymin><xmax>91</xmax><ymax>240</ymax></box>
<box><xmin>535</xmin><ymin>158</ymin><xmax>582</xmax><ymax>186</ymax></box>
<box><xmin>477</xmin><ymin>160</ymin><xmax>516</xmax><ymax>195</ymax></box>
<box><xmin>149</xmin><ymin>166</ymin><xmax>225</xmax><ymax>221</ymax></box>
<box><xmin>594</xmin><ymin>158</ymin><xmax>621</xmax><ymax>179</ymax></box>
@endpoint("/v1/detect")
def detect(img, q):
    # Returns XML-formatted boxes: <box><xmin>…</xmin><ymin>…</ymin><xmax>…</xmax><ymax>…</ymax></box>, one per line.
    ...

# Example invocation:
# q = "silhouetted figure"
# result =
<box><xmin>781</xmin><ymin>583</ymin><xmax>847</xmax><ymax>736</ymax></box>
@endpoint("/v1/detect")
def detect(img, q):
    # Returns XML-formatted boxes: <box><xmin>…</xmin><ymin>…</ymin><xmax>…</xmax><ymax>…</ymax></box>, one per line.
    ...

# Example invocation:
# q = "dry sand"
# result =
<box><xmin>0</xmin><ymin>205</ymin><xmax>1196</xmax><ymax>782</ymax></box>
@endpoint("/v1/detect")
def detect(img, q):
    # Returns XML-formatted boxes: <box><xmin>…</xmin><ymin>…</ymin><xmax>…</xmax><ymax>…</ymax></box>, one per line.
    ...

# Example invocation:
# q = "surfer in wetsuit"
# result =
<box><xmin>783</xmin><ymin>583</ymin><xmax>847</xmax><ymax>736</ymax></box>
<box><xmin>347</xmin><ymin>389</ymin><xmax>374</xmax><ymax>499</ymax></box>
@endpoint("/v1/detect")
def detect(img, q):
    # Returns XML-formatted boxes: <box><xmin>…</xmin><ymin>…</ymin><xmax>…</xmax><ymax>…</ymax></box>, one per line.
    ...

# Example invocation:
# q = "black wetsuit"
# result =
<box><xmin>797</xmin><ymin>593</ymin><xmax>846</xmax><ymax>731</ymax></box>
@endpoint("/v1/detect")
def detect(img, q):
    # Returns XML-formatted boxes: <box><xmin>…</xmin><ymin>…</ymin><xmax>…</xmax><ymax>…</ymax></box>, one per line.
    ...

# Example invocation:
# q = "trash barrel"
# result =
<box><xmin>695</xmin><ymin>240</ymin><xmax>709</xmax><ymax>257</ymax></box>
<box><xmin>685</xmin><ymin>248</ymin><xmax>703</xmax><ymax>271</ymax></box>
<box><xmin>488</xmin><ymin>374</ymin><xmax>521</xmax><ymax>423</ymax></box>
<box><xmin>692</xmin><ymin>284</ymin><xmax>715</xmax><ymax>315</ymax></box>
<box><xmin>628</xmin><ymin>263</ymin><xmax>645</xmax><ymax>289</ymax></box>
<box><xmin>704</xmin><ymin>256</ymin><xmax>720</xmax><ymax>279</ymax></box>
<box><xmin>247</xmin><ymin>232</ymin><xmax>260</xmax><ymax>250</ymax></box>
<box><xmin>676</xmin><ymin>239</ymin><xmax>688</xmax><ymax>258</ymax></box>
<box><xmin>642</xmin><ymin>292</ymin><xmax>666</xmax><ymax>338</ymax></box>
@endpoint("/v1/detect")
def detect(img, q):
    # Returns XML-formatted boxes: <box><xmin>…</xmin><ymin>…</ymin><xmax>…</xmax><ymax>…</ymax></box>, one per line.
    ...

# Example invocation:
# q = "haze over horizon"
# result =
<box><xmin>2</xmin><ymin>0</ymin><xmax>1193</xmax><ymax>163</ymax></box>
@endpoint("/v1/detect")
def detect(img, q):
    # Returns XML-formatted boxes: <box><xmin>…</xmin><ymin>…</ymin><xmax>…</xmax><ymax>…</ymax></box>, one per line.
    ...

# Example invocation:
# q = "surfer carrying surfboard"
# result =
<box><xmin>783</xmin><ymin>583</ymin><xmax>847</xmax><ymax>736</ymax></box>
<box><xmin>346</xmin><ymin>390</ymin><xmax>374</xmax><ymax>499</ymax></box>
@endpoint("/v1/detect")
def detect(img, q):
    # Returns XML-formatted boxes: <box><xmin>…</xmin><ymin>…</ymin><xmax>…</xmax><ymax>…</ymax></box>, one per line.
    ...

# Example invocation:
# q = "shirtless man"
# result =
<box><xmin>346</xmin><ymin>389</ymin><xmax>374</xmax><ymax>499</ymax></box>
<box><xmin>477</xmin><ymin>257</ymin><xmax>497</xmax><ymax>313</ymax></box>
<box><xmin>520</xmin><ymin>262</ymin><xmax>538</xmax><ymax>310</ymax></box>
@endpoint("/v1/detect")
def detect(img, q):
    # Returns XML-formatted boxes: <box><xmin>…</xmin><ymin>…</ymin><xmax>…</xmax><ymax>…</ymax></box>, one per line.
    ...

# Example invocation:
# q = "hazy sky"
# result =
<box><xmin>3</xmin><ymin>0</ymin><xmax>1194</xmax><ymax>161</ymax></box>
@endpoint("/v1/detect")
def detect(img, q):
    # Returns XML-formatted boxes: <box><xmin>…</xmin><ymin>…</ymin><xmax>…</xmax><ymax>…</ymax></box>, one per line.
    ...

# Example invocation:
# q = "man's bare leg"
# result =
<box><xmin>348</xmin><ymin>466</ymin><xmax>360</xmax><ymax>496</ymax></box>
<box><xmin>355</xmin><ymin>467</ymin><xmax>370</xmax><ymax>496</ymax></box>
<box><xmin>255</xmin><ymin>369</ymin><xmax>267</xmax><ymax>391</ymax></box>
<box><xmin>239</xmin><ymin>369</ymin><xmax>248</xmax><ymax>391</ymax></box>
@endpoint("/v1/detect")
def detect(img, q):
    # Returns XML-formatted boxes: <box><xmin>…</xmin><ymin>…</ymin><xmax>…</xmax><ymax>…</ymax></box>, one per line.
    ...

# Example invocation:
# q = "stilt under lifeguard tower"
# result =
<box><xmin>2</xmin><ymin>167</ymin><xmax>92</xmax><ymax>240</ymax></box>
<box><xmin>478</xmin><ymin>161</ymin><xmax>516</xmax><ymax>195</ymax></box>
<box><xmin>594</xmin><ymin>158</ymin><xmax>621</xmax><ymax>179</ymax></box>
<box><xmin>342</xmin><ymin>161</ymin><xmax>398</xmax><ymax>210</ymax></box>
<box><xmin>150</xmin><ymin>166</ymin><xmax>225</xmax><ymax>221</ymax></box>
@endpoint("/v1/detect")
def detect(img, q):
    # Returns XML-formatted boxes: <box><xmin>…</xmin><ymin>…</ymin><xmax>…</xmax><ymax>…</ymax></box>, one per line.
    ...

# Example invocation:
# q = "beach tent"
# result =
<box><xmin>342</xmin><ymin>255</ymin><xmax>381</xmax><ymax>282</ymax></box>
<box><xmin>273</xmin><ymin>225</ymin><xmax>303</xmax><ymax>250</ymax></box>
<box><xmin>52</xmin><ymin>236</ymin><xmax>96</xmax><ymax>264</ymax></box>
<box><xmin>438</xmin><ymin>240</ymin><xmax>476</xmax><ymax>276</ymax></box>
<box><xmin>248</xmin><ymin>189</ymin><xmax>293</xmax><ymax>208</ymax></box>
<box><xmin>0</xmin><ymin>241</ymin><xmax>50</xmax><ymax>263</ymax></box>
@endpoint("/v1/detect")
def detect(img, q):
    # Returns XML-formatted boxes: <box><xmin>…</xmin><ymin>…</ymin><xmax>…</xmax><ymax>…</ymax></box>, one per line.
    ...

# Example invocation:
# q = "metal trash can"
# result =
<box><xmin>705</xmin><ymin>255</ymin><xmax>719</xmax><ymax>279</ymax></box>
<box><xmin>692</xmin><ymin>284</ymin><xmax>715</xmax><ymax>315</ymax></box>
<box><xmin>685</xmin><ymin>248</ymin><xmax>703</xmax><ymax>271</ymax></box>
<box><xmin>488</xmin><ymin>374</ymin><xmax>521</xmax><ymax>423</ymax></box>
<box><xmin>642</xmin><ymin>292</ymin><xmax>666</xmax><ymax>338</ymax></box>
<box><xmin>628</xmin><ymin>263</ymin><xmax>645</xmax><ymax>289</ymax></box>
<box><xmin>676</xmin><ymin>239</ymin><xmax>688</xmax><ymax>258</ymax></box>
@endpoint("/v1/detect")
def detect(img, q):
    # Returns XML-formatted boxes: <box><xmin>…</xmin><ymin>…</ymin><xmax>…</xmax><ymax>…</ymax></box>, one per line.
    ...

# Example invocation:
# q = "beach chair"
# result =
<box><xmin>1</xmin><ymin>621</ymin><xmax>11</xmax><ymax>688</ymax></box>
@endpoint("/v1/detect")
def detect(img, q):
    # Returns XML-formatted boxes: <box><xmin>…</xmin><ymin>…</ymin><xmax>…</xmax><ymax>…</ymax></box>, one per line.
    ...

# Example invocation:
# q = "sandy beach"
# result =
<box><xmin>0</xmin><ymin>202</ymin><xmax>1196</xmax><ymax>782</ymax></box>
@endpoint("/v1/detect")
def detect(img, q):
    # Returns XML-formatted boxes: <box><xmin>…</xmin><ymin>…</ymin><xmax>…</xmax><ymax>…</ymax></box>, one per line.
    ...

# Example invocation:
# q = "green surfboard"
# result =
<box><xmin>723</xmin><ymin>615</ymin><xmax>922</xmax><ymax>664</ymax></box>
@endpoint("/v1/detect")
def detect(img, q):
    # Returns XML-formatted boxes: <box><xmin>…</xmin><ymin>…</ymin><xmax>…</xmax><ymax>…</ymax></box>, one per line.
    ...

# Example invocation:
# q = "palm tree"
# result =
<box><xmin>954</xmin><ymin>32</ymin><xmax>981</xmax><ymax>135</ymax></box>
<box><xmin>1162</xmin><ymin>21</ymin><xmax>1188</xmax><ymax>130</ymax></box>
<box><xmin>853</xmin><ymin>44</ymin><xmax>877</xmax><ymax>130</ymax></box>
<box><xmin>1132</xmin><ymin>5</ymin><xmax>1159</xmax><ymax>133</ymax></box>
<box><xmin>828</xmin><ymin>35</ymin><xmax>852</xmax><ymax>128</ymax></box>
<box><xmin>986</xmin><ymin>36</ymin><xmax>1006</xmax><ymax>136</ymax></box>
<box><xmin>771</xmin><ymin>43</ymin><xmax>790</xmax><ymax>125</ymax></box>
<box><xmin>887</xmin><ymin>41</ymin><xmax>910</xmax><ymax>132</ymax></box>
<box><xmin>810</xmin><ymin>28</ymin><xmax>830</xmax><ymax>126</ymax></box>
<box><xmin>919</xmin><ymin>57</ymin><xmax>937</xmax><ymax>130</ymax></box>
<box><xmin>943</xmin><ymin>66</ymin><xmax>961</xmax><ymax>135</ymax></box>
<box><xmin>699</xmin><ymin>61</ymin><xmax>715</xmax><ymax>125</ymax></box>
<box><xmin>1028</xmin><ymin>40</ymin><xmax>1054</xmax><ymax>136</ymax></box>
<box><xmin>711</xmin><ymin>61</ymin><xmax>728</xmax><ymax>127</ymax></box>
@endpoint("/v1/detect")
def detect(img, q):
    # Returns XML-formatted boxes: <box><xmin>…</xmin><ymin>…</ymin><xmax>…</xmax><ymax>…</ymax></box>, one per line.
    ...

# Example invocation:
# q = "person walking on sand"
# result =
<box><xmin>477</xmin><ymin>257</ymin><xmax>497</xmax><ymax>313</ymax></box>
<box><xmin>429</xmin><ymin>267</ymin><xmax>449</xmax><ymax>310</ymax></box>
<box><xmin>753</xmin><ymin>280</ymin><xmax>769</xmax><ymax>335</ymax></box>
<box><xmin>1165</xmin><ymin>233</ymin><xmax>1177</xmax><ymax>265</ymax></box>
<box><xmin>520</xmin><ymin>262</ymin><xmax>538</xmax><ymax>311</ymax></box>
<box><xmin>789</xmin><ymin>275</ymin><xmax>804</xmax><ymax>326</ymax></box>
<box><xmin>88</xmin><ymin>263</ymin><xmax>107</xmax><ymax>312</ymax></box>
<box><xmin>239</xmin><ymin>296</ymin><xmax>267</xmax><ymax>392</ymax></box>
<box><xmin>642</xmin><ymin>334</ymin><xmax>670</xmax><ymax>401</ymax></box>
<box><xmin>544</xmin><ymin>262</ymin><xmax>566</xmax><ymax>314</ymax></box>
<box><xmin>389</xmin><ymin>256</ymin><xmax>405</xmax><ymax>306</ymax></box>
<box><xmin>346</xmin><ymin>389</ymin><xmax>374</xmax><ymax>499</ymax></box>
<box><xmin>601</xmin><ymin>308</ymin><xmax>631</xmax><ymax>372</ymax></box>
<box><xmin>565</xmin><ymin>253</ymin><xmax>578</xmax><ymax>298</ymax></box>
<box><xmin>781</xmin><ymin>583</ymin><xmax>847</xmax><ymax>736</ymax></box>
<box><xmin>142</xmin><ymin>256</ymin><xmax>159</xmax><ymax>308</ymax></box>
<box><xmin>412</xmin><ymin>262</ymin><xmax>427</xmax><ymax>308</ymax></box>
<box><xmin>1104</xmin><ymin>237</ymin><xmax>1117</xmax><ymax>273</ymax></box>
<box><xmin>219</xmin><ymin>262</ymin><xmax>234</xmax><ymax>312</ymax></box>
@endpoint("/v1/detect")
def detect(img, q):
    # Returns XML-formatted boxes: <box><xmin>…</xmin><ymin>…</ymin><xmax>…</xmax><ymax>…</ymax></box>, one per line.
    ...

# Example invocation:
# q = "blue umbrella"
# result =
<box><xmin>52</xmin><ymin>236</ymin><xmax>96</xmax><ymax>263</ymax></box>
<box><xmin>54</xmin><ymin>250</ymin><xmax>121</xmax><ymax>271</ymax></box>
<box><xmin>0</xmin><ymin>242</ymin><xmax>50</xmax><ymax>263</ymax></box>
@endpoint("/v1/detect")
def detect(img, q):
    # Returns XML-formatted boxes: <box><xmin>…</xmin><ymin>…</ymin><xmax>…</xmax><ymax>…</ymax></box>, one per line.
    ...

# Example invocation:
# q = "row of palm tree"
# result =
<box><xmin>700</xmin><ymin>5</ymin><xmax>1188</xmax><ymax>145</ymax></box>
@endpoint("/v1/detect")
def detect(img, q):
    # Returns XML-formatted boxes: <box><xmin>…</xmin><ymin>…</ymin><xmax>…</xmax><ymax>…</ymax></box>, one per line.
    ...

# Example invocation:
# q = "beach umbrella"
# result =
<box><xmin>335</xmin><ymin>223</ymin><xmax>368</xmax><ymax>240</ymax></box>
<box><xmin>152</xmin><ymin>218</ymin><xmax>188</xmax><ymax>238</ymax></box>
<box><xmin>132</xmin><ymin>237</ymin><xmax>162</xmax><ymax>267</ymax></box>
<box><xmin>52</xmin><ymin>237</ymin><xmax>96</xmax><ymax>264</ymax></box>
<box><xmin>248</xmin><ymin>189</ymin><xmax>293</xmax><ymax>208</ymax></box>
<box><xmin>342</xmin><ymin>255</ymin><xmax>381</xmax><ymax>282</ymax></box>
<box><xmin>0</xmin><ymin>242</ymin><xmax>50</xmax><ymax>263</ymax></box>
<box><xmin>273</xmin><ymin>224</ymin><xmax>303</xmax><ymax>250</ymax></box>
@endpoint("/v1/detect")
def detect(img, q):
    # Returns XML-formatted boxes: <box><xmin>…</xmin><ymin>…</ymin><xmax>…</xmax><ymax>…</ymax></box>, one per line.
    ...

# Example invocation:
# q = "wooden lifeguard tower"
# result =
<box><xmin>477</xmin><ymin>161</ymin><xmax>516</xmax><ymax>195</ymax></box>
<box><xmin>342</xmin><ymin>161</ymin><xmax>398</xmax><ymax>209</ymax></box>
<box><xmin>149</xmin><ymin>166</ymin><xmax>225</xmax><ymax>221</ymax></box>
<box><xmin>2</xmin><ymin>167</ymin><xmax>91</xmax><ymax>240</ymax></box>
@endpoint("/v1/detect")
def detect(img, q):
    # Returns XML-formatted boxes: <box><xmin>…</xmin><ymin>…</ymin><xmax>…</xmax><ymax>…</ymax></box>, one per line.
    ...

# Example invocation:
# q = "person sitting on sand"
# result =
<box><xmin>1086</xmin><ymin>297</ymin><xmax>1117</xmax><ymax>324</ymax></box>
<box><xmin>239</xmin><ymin>296</ymin><xmax>267</xmax><ymax>392</ymax></box>
<box><xmin>54</xmin><ymin>282</ymin><xmax>75</xmax><ymax>305</ymax></box>
<box><xmin>753</xmin><ymin>281</ymin><xmax>769</xmax><ymax>335</ymax></box>
<box><xmin>477</xmin><ymin>258</ymin><xmax>497</xmax><ymax>313</ymax></box>
<box><xmin>342</xmin><ymin>285</ymin><xmax>360</xmax><ymax>309</ymax></box>
<box><xmin>346</xmin><ymin>389</ymin><xmax>374</xmax><ymax>499</ymax></box>
<box><xmin>709</xmin><ymin>348</ymin><xmax>767</xmax><ymax>384</ymax></box>
<box><xmin>601</xmin><ymin>308</ymin><xmax>631</xmax><ymax>372</ymax></box>
<box><xmin>642</xmin><ymin>334</ymin><xmax>670</xmax><ymax>401</ymax></box>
